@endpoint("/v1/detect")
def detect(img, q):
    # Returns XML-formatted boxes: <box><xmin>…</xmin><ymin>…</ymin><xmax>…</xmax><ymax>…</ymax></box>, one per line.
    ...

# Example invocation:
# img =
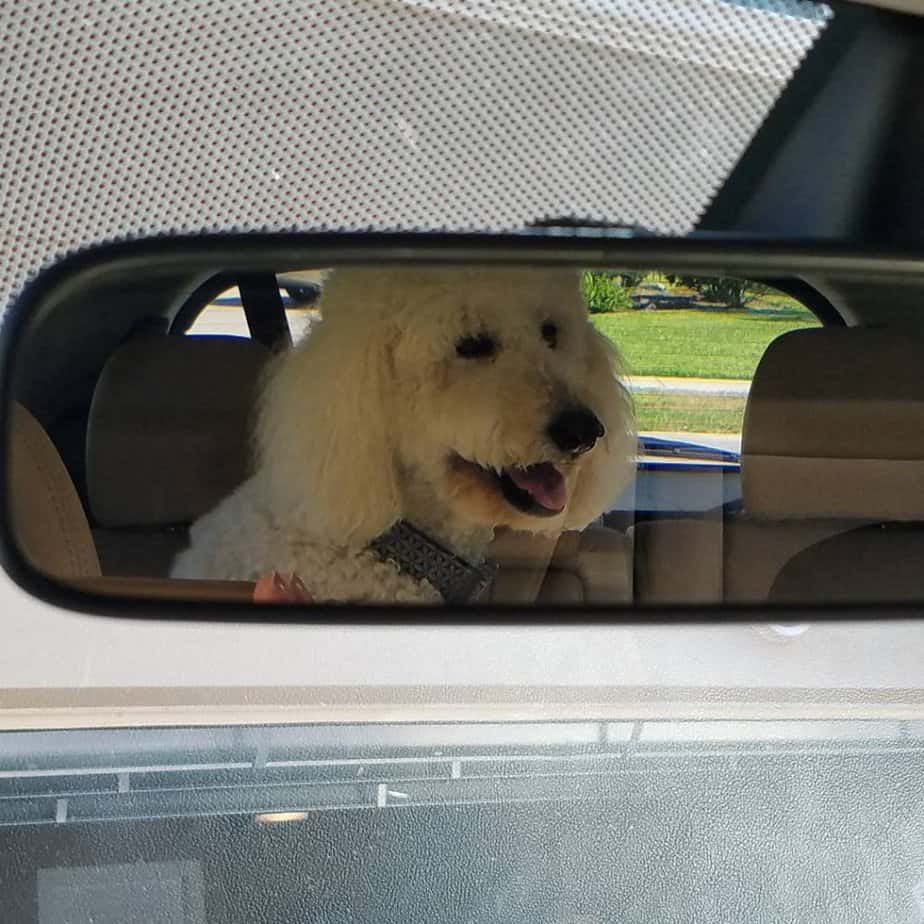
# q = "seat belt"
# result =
<box><xmin>238</xmin><ymin>272</ymin><xmax>292</xmax><ymax>352</ymax></box>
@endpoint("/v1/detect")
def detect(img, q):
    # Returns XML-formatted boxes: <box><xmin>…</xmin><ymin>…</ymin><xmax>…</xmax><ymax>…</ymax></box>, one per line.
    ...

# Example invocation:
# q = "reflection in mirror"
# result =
<box><xmin>30</xmin><ymin>258</ymin><xmax>924</xmax><ymax>610</ymax></box>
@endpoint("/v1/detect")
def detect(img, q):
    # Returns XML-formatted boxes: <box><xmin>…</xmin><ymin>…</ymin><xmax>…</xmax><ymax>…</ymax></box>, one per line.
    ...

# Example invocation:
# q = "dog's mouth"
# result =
<box><xmin>452</xmin><ymin>456</ymin><xmax>567</xmax><ymax>517</ymax></box>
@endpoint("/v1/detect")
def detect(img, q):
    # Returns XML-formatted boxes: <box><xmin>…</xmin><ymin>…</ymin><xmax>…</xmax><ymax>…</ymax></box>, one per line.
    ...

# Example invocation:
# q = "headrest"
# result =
<box><xmin>742</xmin><ymin>327</ymin><xmax>924</xmax><ymax>520</ymax></box>
<box><xmin>9</xmin><ymin>402</ymin><xmax>101</xmax><ymax>578</ymax></box>
<box><xmin>87</xmin><ymin>336</ymin><xmax>271</xmax><ymax>527</ymax></box>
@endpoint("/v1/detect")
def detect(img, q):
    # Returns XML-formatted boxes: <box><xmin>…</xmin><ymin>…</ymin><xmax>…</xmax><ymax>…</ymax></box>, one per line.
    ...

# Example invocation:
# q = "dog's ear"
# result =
<box><xmin>564</xmin><ymin>327</ymin><xmax>635</xmax><ymax>530</ymax></box>
<box><xmin>255</xmin><ymin>312</ymin><xmax>401</xmax><ymax>545</ymax></box>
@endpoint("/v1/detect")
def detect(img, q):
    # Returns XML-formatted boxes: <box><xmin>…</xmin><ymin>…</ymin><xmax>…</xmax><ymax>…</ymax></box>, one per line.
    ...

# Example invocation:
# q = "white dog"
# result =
<box><xmin>171</xmin><ymin>265</ymin><xmax>634</xmax><ymax>602</ymax></box>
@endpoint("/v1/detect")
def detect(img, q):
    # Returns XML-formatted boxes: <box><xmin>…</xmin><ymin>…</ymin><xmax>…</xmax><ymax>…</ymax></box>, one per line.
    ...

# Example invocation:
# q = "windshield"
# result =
<box><xmin>4</xmin><ymin>707</ymin><xmax>924</xmax><ymax>923</ymax></box>
<box><xmin>0</xmin><ymin>0</ymin><xmax>833</xmax><ymax>305</ymax></box>
<box><xmin>7</xmin><ymin>0</ymin><xmax>924</xmax><ymax>921</ymax></box>
<box><xmin>189</xmin><ymin>269</ymin><xmax>818</xmax><ymax>463</ymax></box>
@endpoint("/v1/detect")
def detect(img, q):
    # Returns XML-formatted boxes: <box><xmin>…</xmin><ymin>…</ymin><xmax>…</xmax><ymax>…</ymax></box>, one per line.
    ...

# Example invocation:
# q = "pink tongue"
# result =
<box><xmin>507</xmin><ymin>463</ymin><xmax>567</xmax><ymax>512</ymax></box>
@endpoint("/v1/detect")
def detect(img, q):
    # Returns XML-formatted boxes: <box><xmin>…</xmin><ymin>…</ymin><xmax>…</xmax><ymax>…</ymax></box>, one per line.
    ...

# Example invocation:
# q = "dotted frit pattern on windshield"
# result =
<box><xmin>0</xmin><ymin>0</ymin><xmax>830</xmax><ymax>305</ymax></box>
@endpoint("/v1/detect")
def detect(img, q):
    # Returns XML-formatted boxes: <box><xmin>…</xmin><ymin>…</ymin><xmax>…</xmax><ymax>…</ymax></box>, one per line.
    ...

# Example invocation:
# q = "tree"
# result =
<box><xmin>664</xmin><ymin>275</ymin><xmax>769</xmax><ymax>309</ymax></box>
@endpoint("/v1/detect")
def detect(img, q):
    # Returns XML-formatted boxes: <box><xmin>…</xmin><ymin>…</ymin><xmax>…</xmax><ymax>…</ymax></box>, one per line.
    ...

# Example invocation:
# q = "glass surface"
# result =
<box><xmin>4</xmin><ymin>1</ymin><xmax>924</xmax><ymax>921</ymax></box>
<box><xmin>3</xmin><ymin>712</ymin><xmax>924</xmax><ymax>923</ymax></box>
<box><xmin>0</xmin><ymin>0</ymin><xmax>834</xmax><ymax>309</ymax></box>
<box><xmin>10</xmin><ymin>262</ymin><xmax>870</xmax><ymax>608</ymax></box>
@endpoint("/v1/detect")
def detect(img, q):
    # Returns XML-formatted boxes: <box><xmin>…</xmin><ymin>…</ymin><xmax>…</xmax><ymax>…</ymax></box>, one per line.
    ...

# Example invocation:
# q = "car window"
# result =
<box><xmin>186</xmin><ymin>273</ymin><xmax>323</xmax><ymax>343</ymax></box>
<box><xmin>6</xmin><ymin>255</ymin><xmax>870</xmax><ymax>611</ymax></box>
<box><xmin>188</xmin><ymin>268</ymin><xmax>820</xmax><ymax>465</ymax></box>
<box><xmin>585</xmin><ymin>272</ymin><xmax>820</xmax><ymax>457</ymax></box>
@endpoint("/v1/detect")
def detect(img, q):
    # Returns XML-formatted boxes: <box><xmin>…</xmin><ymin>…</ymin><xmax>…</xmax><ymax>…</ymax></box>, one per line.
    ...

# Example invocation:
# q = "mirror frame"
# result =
<box><xmin>3</xmin><ymin>229</ymin><xmax>924</xmax><ymax>624</ymax></box>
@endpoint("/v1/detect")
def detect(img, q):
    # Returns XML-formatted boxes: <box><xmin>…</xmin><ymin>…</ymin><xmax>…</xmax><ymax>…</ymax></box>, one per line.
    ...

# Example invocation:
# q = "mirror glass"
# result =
<box><xmin>11</xmin><ymin>253</ymin><xmax>924</xmax><ymax>610</ymax></box>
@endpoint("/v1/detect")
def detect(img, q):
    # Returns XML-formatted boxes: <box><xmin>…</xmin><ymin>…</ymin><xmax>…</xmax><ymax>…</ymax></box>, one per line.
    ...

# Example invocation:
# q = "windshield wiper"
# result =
<box><xmin>638</xmin><ymin>435</ymin><xmax>740</xmax><ymax>464</ymax></box>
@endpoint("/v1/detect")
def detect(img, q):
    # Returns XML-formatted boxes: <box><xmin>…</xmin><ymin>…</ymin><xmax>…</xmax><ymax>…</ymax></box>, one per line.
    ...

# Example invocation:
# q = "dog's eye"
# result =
<box><xmin>456</xmin><ymin>333</ymin><xmax>496</xmax><ymax>359</ymax></box>
<box><xmin>541</xmin><ymin>321</ymin><xmax>558</xmax><ymax>349</ymax></box>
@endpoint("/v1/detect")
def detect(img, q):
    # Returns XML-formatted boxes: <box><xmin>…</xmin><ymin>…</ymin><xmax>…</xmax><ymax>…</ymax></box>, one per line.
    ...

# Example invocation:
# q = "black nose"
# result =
<box><xmin>547</xmin><ymin>406</ymin><xmax>605</xmax><ymax>455</ymax></box>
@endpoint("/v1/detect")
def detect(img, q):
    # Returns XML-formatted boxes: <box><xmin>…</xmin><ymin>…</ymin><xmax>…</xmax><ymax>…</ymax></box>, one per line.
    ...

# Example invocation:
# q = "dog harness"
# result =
<box><xmin>370</xmin><ymin>520</ymin><xmax>497</xmax><ymax>604</ymax></box>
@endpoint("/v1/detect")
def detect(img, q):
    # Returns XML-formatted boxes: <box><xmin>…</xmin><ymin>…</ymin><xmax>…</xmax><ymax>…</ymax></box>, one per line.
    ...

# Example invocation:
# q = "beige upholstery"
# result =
<box><xmin>73</xmin><ymin>575</ymin><xmax>255</xmax><ymax>602</ymax></box>
<box><xmin>631</xmin><ymin>518</ymin><xmax>722</xmax><ymax>605</ymax></box>
<box><xmin>14</xmin><ymin>393</ymin><xmax>635</xmax><ymax>605</ymax></box>
<box><xmin>84</xmin><ymin>335</ymin><xmax>631</xmax><ymax>599</ymax></box>
<box><xmin>7</xmin><ymin>402</ymin><xmax>261</xmax><ymax>599</ymax></box>
<box><xmin>743</xmin><ymin>327</ymin><xmax>924</xmax><ymax>521</ymax></box>
<box><xmin>87</xmin><ymin>335</ymin><xmax>271</xmax><ymax>528</ymax></box>
<box><xmin>490</xmin><ymin>526</ymin><xmax>633</xmax><ymax>604</ymax></box>
<box><xmin>634</xmin><ymin>326</ymin><xmax>924</xmax><ymax>605</ymax></box>
<box><xmin>93</xmin><ymin>528</ymin><xmax>189</xmax><ymax>579</ymax></box>
<box><xmin>769</xmin><ymin>524</ymin><xmax>924</xmax><ymax>603</ymax></box>
<box><xmin>9</xmin><ymin>402</ymin><xmax>101</xmax><ymax>579</ymax></box>
<box><xmin>633</xmin><ymin>517</ymin><xmax>854</xmax><ymax>604</ymax></box>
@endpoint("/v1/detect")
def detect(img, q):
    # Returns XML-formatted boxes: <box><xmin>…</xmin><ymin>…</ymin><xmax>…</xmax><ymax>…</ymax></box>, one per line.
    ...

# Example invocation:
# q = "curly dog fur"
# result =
<box><xmin>171</xmin><ymin>265</ymin><xmax>634</xmax><ymax>601</ymax></box>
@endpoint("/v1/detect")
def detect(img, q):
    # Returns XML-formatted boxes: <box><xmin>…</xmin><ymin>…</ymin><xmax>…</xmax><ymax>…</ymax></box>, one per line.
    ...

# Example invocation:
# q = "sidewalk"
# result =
<box><xmin>627</xmin><ymin>375</ymin><xmax>750</xmax><ymax>397</ymax></box>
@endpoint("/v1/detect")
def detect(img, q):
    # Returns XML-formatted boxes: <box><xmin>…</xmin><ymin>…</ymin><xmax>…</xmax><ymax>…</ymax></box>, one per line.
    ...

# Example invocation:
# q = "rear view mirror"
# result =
<box><xmin>4</xmin><ymin>233</ymin><xmax>924</xmax><ymax>621</ymax></box>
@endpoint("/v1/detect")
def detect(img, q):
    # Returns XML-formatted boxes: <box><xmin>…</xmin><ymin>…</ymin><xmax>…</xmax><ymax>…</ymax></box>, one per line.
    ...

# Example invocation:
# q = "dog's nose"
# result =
<box><xmin>547</xmin><ymin>406</ymin><xmax>605</xmax><ymax>455</ymax></box>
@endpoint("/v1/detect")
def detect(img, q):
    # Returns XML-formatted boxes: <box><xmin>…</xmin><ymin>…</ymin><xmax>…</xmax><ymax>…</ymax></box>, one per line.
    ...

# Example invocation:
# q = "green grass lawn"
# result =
<box><xmin>632</xmin><ymin>393</ymin><xmax>747</xmax><ymax>434</ymax></box>
<box><xmin>592</xmin><ymin>305</ymin><xmax>817</xmax><ymax>380</ymax></box>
